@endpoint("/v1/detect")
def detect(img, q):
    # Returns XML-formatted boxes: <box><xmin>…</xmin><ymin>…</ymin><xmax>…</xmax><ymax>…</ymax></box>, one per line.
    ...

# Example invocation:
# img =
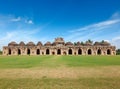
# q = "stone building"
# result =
<box><xmin>3</xmin><ymin>37</ymin><xmax>116</xmax><ymax>55</ymax></box>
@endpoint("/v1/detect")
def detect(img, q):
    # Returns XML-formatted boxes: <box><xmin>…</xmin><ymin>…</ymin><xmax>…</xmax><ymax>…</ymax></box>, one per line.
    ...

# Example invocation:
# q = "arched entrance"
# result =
<box><xmin>52</xmin><ymin>52</ymin><xmax>55</xmax><ymax>55</ymax></box>
<box><xmin>46</xmin><ymin>49</ymin><xmax>50</xmax><ymax>55</ymax></box>
<box><xmin>27</xmin><ymin>49</ymin><xmax>30</xmax><ymax>55</ymax></box>
<box><xmin>36</xmin><ymin>49</ymin><xmax>40</xmax><ymax>55</ymax></box>
<box><xmin>63</xmin><ymin>51</ymin><xmax>66</xmax><ymax>55</ymax></box>
<box><xmin>97</xmin><ymin>49</ymin><xmax>101</xmax><ymax>55</ymax></box>
<box><xmin>18</xmin><ymin>49</ymin><xmax>21</xmax><ymax>55</ymax></box>
<box><xmin>88</xmin><ymin>49</ymin><xmax>92</xmax><ymax>55</ymax></box>
<box><xmin>8</xmin><ymin>49</ymin><xmax>11</xmax><ymax>55</ymax></box>
<box><xmin>68</xmin><ymin>49</ymin><xmax>72</xmax><ymax>55</ymax></box>
<box><xmin>78</xmin><ymin>49</ymin><xmax>82</xmax><ymax>55</ymax></box>
<box><xmin>57</xmin><ymin>49</ymin><xmax>61</xmax><ymax>55</ymax></box>
<box><xmin>107</xmin><ymin>49</ymin><xmax>111</xmax><ymax>55</ymax></box>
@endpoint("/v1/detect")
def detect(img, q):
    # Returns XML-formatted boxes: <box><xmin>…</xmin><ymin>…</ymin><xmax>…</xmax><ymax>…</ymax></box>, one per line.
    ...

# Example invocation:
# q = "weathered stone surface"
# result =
<box><xmin>3</xmin><ymin>38</ymin><xmax>116</xmax><ymax>55</ymax></box>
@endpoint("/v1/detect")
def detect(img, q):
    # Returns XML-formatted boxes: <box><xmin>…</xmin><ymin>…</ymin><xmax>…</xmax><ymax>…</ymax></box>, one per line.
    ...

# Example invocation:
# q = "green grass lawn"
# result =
<box><xmin>0</xmin><ymin>55</ymin><xmax>120</xmax><ymax>89</ymax></box>
<box><xmin>0</xmin><ymin>55</ymin><xmax>120</xmax><ymax>68</ymax></box>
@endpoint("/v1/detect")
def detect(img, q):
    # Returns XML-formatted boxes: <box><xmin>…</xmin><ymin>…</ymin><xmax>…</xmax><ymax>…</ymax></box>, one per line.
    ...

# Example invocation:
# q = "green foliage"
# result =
<box><xmin>101</xmin><ymin>40</ymin><xmax>105</xmax><ymax>43</ymax></box>
<box><xmin>0</xmin><ymin>50</ymin><xmax>2</xmax><ymax>55</ymax></box>
<box><xmin>74</xmin><ymin>42</ymin><xmax>77</xmax><ymax>45</ymax></box>
<box><xmin>116</xmin><ymin>49</ymin><xmax>120</xmax><ymax>55</ymax></box>
<box><xmin>87</xmin><ymin>39</ymin><xmax>93</xmax><ymax>43</ymax></box>
<box><xmin>81</xmin><ymin>41</ymin><xmax>84</xmax><ymax>45</ymax></box>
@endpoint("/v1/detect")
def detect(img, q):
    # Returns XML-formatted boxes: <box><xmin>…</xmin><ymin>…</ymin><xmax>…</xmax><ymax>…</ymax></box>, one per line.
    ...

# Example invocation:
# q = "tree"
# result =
<box><xmin>81</xmin><ymin>41</ymin><xmax>84</xmax><ymax>45</ymax></box>
<box><xmin>87</xmin><ymin>39</ymin><xmax>93</xmax><ymax>43</ymax></box>
<box><xmin>101</xmin><ymin>40</ymin><xmax>105</xmax><ymax>43</ymax></box>
<box><xmin>116</xmin><ymin>49</ymin><xmax>120</xmax><ymax>55</ymax></box>
<box><xmin>74</xmin><ymin>42</ymin><xmax>77</xmax><ymax>45</ymax></box>
<box><xmin>0</xmin><ymin>50</ymin><xmax>2</xmax><ymax>55</ymax></box>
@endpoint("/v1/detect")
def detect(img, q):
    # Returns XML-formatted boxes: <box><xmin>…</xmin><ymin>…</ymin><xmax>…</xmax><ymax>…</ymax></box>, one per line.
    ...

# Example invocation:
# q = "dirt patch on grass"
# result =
<box><xmin>0</xmin><ymin>66</ymin><xmax>120</xmax><ymax>79</ymax></box>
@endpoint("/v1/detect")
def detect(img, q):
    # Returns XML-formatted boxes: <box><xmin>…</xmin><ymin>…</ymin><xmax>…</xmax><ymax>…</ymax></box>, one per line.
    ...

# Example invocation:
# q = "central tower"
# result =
<box><xmin>53</xmin><ymin>37</ymin><xmax>65</xmax><ymax>46</ymax></box>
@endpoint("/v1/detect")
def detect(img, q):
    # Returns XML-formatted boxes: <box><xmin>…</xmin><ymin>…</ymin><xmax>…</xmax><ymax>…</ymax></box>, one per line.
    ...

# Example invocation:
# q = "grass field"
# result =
<box><xmin>0</xmin><ymin>55</ymin><xmax>120</xmax><ymax>89</ymax></box>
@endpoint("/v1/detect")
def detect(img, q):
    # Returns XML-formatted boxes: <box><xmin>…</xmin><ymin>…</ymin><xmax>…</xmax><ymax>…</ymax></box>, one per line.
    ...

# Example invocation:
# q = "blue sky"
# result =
<box><xmin>0</xmin><ymin>0</ymin><xmax>120</xmax><ymax>49</ymax></box>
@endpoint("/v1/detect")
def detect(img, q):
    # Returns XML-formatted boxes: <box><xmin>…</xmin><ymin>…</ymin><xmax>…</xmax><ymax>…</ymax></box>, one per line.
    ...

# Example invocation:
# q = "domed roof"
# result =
<box><xmin>94</xmin><ymin>42</ymin><xmax>101</xmax><ymax>46</ymax></box>
<box><xmin>65</xmin><ymin>42</ymin><xmax>73</xmax><ymax>46</ymax></box>
<box><xmin>37</xmin><ymin>41</ymin><xmax>43</xmax><ymax>46</ymax></box>
<box><xmin>44</xmin><ymin>41</ymin><xmax>51</xmax><ymax>46</ymax></box>
<box><xmin>26</xmin><ymin>42</ymin><xmax>35</xmax><ymax>46</ymax></box>
<box><xmin>54</xmin><ymin>37</ymin><xmax>64</xmax><ymax>43</ymax></box>
<box><xmin>84</xmin><ymin>41</ymin><xmax>92</xmax><ymax>46</ymax></box>
<box><xmin>19</xmin><ymin>41</ymin><xmax>25</xmax><ymax>46</ymax></box>
<box><xmin>101</xmin><ymin>41</ymin><xmax>110</xmax><ymax>46</ymax></box>
<box><xmin>76</xmin><ymin>41</ymin><xmax>81</xmax><ymax>46</ymax></box>
<box><xmin>8</xmin><ymin>41</ymin><xmax>18</xmax><ymax>46</ymax></box>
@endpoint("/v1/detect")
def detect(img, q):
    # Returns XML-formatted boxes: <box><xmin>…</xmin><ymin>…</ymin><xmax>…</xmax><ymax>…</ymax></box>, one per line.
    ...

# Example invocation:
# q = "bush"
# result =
<box><xmin>116</xmin><ymin>49</ymin><xmax>120</xmax><ymax>55</ymax></box>
<box><xmin>0</xmin><ymin>50</ymin><xmax>2</xmax><ymax>55</ymax></box>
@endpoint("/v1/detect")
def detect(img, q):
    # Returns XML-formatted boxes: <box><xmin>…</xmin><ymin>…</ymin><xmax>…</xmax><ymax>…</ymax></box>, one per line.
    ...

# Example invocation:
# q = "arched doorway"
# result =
<box><xmin>68</xmin><ymin>49</ymin><xmax>72</xmax><ymax>55</ymax></box>
<box><xmin>88</xmin><ymin>49</ymin><xmax>92</xmax><ymax>55</ymax></box>
<box><xmin>63</xmin><ymin>51</ymin><xmax>66</xmax><ymax>55</ymax></box>
<box><xmin>57</xmin><ymin>49</ymin><xmax>61</xmax><ymax>55</ymax></box>
<box><xmin>8</xmin><ymin>49</ymin><xmax>11</xmax><ymax>55</ymax></box>
<box><xmin>18</xmin><ymin>49</ymin><xmax>21</xmax><ymax>55</ymax></box>
<box><xmin>27</xmin><ymin>49</ymin><xmax>30</xmax><ymax>55</ymax></box>
<box><xmin>107</xmin><ymin>49</ymin><xmax>111</xmax><ymax>55</ymax></box>
<box><xmin>78</xmin><ymin>49</ymin><xmax>82</xmax><ymax>55</ymax></box>
<box><xmin>36</xmin><ymin>49</ymin><xmax>40</xmax><ymax>55</ymax></box>
<box><xmin>46</xmin><ymin>49</ymin><xmax>50</xmax><ymax>55</ymax></box>
<box><xmin>52</xmin><ymin>52</ymin><xmax>55</xmax><ymax>55</ymax></box>
<box><xmin>97</xmin><ymin>49</ymin><xmax>101</xmax><ymax>55</ymax></box>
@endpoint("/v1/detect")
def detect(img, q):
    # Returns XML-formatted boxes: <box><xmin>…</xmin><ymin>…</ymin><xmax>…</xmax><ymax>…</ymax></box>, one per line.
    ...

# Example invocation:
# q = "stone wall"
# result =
<box><xmin>3</xmin><ymin>45</ymin><xmax>116</xmax><ymax>55</ymax></box>
<box><xmin>2</xmin><ymin>38</ymin><xmax>116</xmax><ymax>55</ymax></box>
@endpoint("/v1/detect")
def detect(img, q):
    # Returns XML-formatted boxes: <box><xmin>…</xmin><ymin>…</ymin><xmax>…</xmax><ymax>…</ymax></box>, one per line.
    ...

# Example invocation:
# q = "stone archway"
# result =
<box><xmin>52</xmin><ymin>52</ymin><xmax>55</xmax><ymax>55</ymax></box>
<box><xmin>57</xmin><ymin>49</ymin><xmax>61</xmax><ymax>55</ymax></box>
<box><xmin>107</xmin><ymin>49</ymin><xmax>111</xmax><ymax>55</ymax></box>
<box><xmin>46</xmin><ymin>49</ymin><xmax>50</xmax><ymax>55</ymax></box>
<box><xmin>8</xmin><ymin>49</ymin><xmax>11</xmax><ymax>55</ymax></box>
<box><xmin>88</xmin><ymin>49</ymin><xmax>92</xmax><ymax>55</ymax></box>
<box><xmin>36</xmin><ymin>49</ymin><xmax>40</xmax><ymax>55</ymax></box>
<box><xmin>97</xmin><ymin>49</ymin><xmax>101</xmax><ymax>55</ymax></box>
<box><xmin>18</xmin><ymin>49</ymin><xmax>21</xmax><ymax>55</ymax></box>
<box><xmin>68</xmin><ymin>49</ymin><xmax>72</xmax><ymax>55</ymax></box>
<box><xmin>78</xmin><ymin>49</ymin><xmax>82</xmax><ymax>55</ymax></box>
<box><xmin>27</xmin><ymin>49</ymin><xmax>30</xmax><ymax>55</ymax></box>
<box><xmin>63</xmin><ymin>51</ymin><xmax>66</xmax><ymax>55</ymax></box>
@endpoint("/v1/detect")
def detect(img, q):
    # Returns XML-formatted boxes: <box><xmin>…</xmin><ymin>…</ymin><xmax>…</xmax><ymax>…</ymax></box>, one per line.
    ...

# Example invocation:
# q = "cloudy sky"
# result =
<box><xmin>0</xmin><ymin>0</ymin><xmax>120</xmax><ymax>50</ymax></box>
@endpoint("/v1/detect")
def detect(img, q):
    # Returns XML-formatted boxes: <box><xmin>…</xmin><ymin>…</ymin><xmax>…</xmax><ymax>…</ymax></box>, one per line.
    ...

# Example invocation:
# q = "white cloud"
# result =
<box><xmin>93</xmin><ymin>19</ymin><xmax>120</xmax><ymax>27</ymax></box>
<box><xmin>11</xmin><ymin>17</ymin><xmax>21</xmax><ymax>22</ymax></box>
<box><xmin>0</xmin><ymin>14</ymin><xmax>43</xmax><ymax>50</ymax></box>
<box><xmin>28</xmin><ymin>20</ymin><xmax>33</xmax><ymax>24</ymax></box>
<box><xmin>110</xmin><ymin>12</ymin><xmax>120</xmax><ymax>19</ymax></box>
<box><xmin>70</xmin><ymin>19</ymin><xmax>120</xmax><ymax>33</ymax></box>
<box><xmin>25</xmin><ymin>20</ymin><xmax>34</xmax><ymax>24</ymax></box>
<box><xmin>64</xmin><ymin>12</ymin><xmax>120</xmax><ymax>48</ymax></box>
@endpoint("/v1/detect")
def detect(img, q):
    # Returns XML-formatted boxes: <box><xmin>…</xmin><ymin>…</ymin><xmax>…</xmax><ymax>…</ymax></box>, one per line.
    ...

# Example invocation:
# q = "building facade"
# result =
<box><xmin>3</xmin><ymin>37</ymin><xmax>116</xmax><ymax>55</ymax></box>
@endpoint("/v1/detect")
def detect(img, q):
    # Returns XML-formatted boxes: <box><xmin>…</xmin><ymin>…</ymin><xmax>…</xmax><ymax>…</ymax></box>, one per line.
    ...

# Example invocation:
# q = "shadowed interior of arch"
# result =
<box><xmin>88</xmin><ymin>49</ymin><xmax>92</xmax><ymax>55</ymax></box>
<box><xmin>18</xmin><ymin>49</ymin><xmax>21</xmax><ymax>55</ymax></box>
<box><xmin>27</xmin><ymin>49</ymin><xmax>30</xmax><ymax>55</ymax></box>
<box><xmin>78</xmin><ymin>49</ymin><xmax>82</xmax><ymax>55</ymax></box>
<box><xmin>46</xmin><ymin>49</ymin><xmax>50</xmax><ymax>55</ymax></box>
<box><xmin>97</xmin><ymin>49</ymin><xmax>101</xmax><ymax>55</ymax></box>
<box><xmin>57</xmin><ymin>49</ymin><xmax>61</xmax><ymax>55</ymax></box>
<box><xmin>68</xmin><ymin>49</ymin><xmax>72</xmax><ymax>55</ymax></box>
<box><xmin>9</xmin><ymin>49</ymin><xmax>11</xmax><ymax>55</ymax></box>
<box><xmin>37</xmin><ymin>49</ymin><xmax>40</xmax><ymax>55</ymax></box>
<box><xmin>107</xmin><ymin>49</ymin><xmax>111</xmax><ymax>55</ymax></box>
